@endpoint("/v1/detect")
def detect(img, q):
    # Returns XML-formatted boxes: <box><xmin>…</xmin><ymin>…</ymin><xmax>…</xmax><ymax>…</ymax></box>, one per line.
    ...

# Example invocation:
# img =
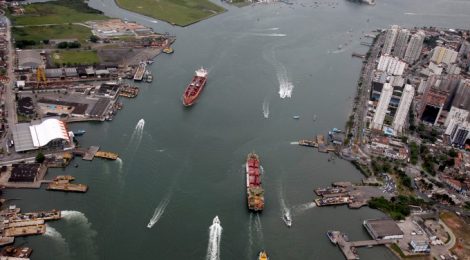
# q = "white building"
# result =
<box><xmin>410</xmin><ymin>240</ymin><xmax>430</xmax><ymax>253</ymax></box>
<box><xmin>431</xmin><ymin>46</ymin><xmax>458</xmax><ymax>65</ymax></box>
<box><xmin>447</xmin><ymin>120</ymin><xmax>470</xmax><ymax>147</ymax></box>
<box><xmin>392</xmin><ymin>29</ymin><xmax>410</xmax><ymax>59</ymax></box>
<box><xmin>392</xmin><ymin>84</ymin><xmax>415</xmax><ymax>134</ymax></box>
<box><xmin>428</xmin><ymin>62</ymin><xmax>443</xmax><ymax>75</ymax></box>
<box><xmin>444</xmin><ymin>106</ymin><xmax>469</xmax><ymax>128</ymax></box>
<box><xmin>377</xmin><ymin>55</ymin><xmax>406</xmax><ymax>76</ymax></box>
<box><xmin>404</xmin><ymin>30</ymin><xmax>425</xmax><ymax>64</ymax></box>
<box><xmin>371</xmin><ymin>83</ymin><xmax>393</xmax><ymax>130</ymax></box>
<box><xmin>382</xmin><ymin>25</ymin><xmax>400</xmax><ymax>55</ymax></box>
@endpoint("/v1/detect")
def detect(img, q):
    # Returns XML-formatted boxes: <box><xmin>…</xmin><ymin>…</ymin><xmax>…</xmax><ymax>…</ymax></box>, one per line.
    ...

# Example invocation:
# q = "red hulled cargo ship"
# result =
<box><xmin>246</xmin><ymin>152</ymin><xmax>264</xmax><ymax>211</ymax></box>
<box><xmin>182</xmin><ymin>67</ymin><xmax>208</xmax><ymax>106</ymax></box>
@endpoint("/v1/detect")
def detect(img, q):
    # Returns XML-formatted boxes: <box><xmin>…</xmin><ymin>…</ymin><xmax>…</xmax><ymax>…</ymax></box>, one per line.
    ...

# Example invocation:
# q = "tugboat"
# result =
<box><xmin>258</xmin><ymin>250</ymin><xmax>269</xmax><ymax>260</ymax></box>
<box><xmin>182</xmin><ymin>67</ymin><xmax>208</xmax><ymax>107</ymax></box>
<box><xmin>283</xmin><ymin>212</ymin><xmax>292</xmax><ymax>227</ymax></box>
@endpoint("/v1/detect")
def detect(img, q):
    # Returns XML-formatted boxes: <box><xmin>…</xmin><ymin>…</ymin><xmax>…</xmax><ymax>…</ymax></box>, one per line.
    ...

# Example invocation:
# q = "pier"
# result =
<box><xmin>332</xmin><ymin>231</ymin><xmax>393</xmax><ymax>260</ymax></box>
<box><xmin>95</xmin><ymin>151</ymin><xmax>119</xmax><ymax>160</ymax></box>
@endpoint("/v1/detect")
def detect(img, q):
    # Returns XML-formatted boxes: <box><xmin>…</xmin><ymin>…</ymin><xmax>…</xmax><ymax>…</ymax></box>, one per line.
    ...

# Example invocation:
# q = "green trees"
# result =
<box><xmin>35</xmin><ymin>152</ymin><xmax>45</xmax><ymax>163</ymax></box>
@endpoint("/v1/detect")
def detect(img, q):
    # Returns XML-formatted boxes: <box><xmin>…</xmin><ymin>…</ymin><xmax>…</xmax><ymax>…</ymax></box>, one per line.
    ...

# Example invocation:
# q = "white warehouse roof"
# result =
<box><xmin>29</xmin><ymin>119</ymin><xmax>70</xmax><ymax>147</ymax></box>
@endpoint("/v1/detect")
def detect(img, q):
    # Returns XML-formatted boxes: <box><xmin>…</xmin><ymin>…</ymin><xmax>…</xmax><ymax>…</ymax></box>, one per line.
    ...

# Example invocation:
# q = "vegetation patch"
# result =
<box><xmin>12</xmin><ymin>24</ymin><xmax>92</xmax><ymax>47</ymax></box>
<box><xmin>440</xmin><ymin>211</ymin><xmax>470</xmax><ymax>260</ymax></box>
<box><xmin>52</xmin><ymin>50</ymin><xmax>99</xmax><ymax>66</ymax></box>
<box><xmin>368</xmin><ymin>195</ymin><xmax>426</xmax><ymax>220</ymax></box>
<box><xmin>10</xmin><ymin>0</ymin><xmax>107</xmax><ymax>26</ymax></box>
<box><xmin>114</xmin><ymin>0</ymin><xmax>225</xmax><ymax>26</ymax></box>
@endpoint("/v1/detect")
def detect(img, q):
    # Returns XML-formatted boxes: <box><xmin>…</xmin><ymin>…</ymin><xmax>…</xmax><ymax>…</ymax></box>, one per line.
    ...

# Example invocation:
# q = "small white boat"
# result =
<box><xmin>293</xmin><ymin>115</ymin><xmax>300</xmax><ymax>119</ymax></box>
<box><xmin>283</xmin><ymin>213</ymin><xmax>292</xmax><ymax>227</ymax></box>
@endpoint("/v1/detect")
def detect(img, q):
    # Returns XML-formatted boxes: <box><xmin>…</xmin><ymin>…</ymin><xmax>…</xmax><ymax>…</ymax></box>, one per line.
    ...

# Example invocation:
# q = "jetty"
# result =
<box><xmin>73</xmin><ymin>146</ymin><xmax>118</xmax><ymax>161</ymax></box>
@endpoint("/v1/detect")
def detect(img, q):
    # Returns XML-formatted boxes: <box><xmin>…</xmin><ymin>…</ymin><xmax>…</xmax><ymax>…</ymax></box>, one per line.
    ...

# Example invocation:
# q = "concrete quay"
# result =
<box><xmin>333</xmin><ymin>231</ymin><xmax>393</xmax><ymax>260</ymax></box>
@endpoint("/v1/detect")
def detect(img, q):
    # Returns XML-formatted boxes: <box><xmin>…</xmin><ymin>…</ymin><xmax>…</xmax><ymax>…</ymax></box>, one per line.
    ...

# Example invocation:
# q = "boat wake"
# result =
<box><xmin>60</xmin><ymin>210</ymin><xmax>98</xmax><ymax>260</ymax></box>
<box><xmin>248</xmin><ymin>213</ymin><xmax>254</xmax><ymax>257</ymax></box>
<box><xmin>44</xmin><ymin>225</ymin><xmax>71</xmax><ymax>259</ymax></box>
<box><xmin>279</xmin><ymin>182</ymin><xmax>293</xmax><ymax>227</ymax></box>
<box><xmin>116</xmin><ymin>157</ymin><xmax>123</xmax><ymax>172</ymax></box>
<box><xmin>277</xmin><ymin>64</ymin><xmax>294</xmax><ymax>98</ymax></box>
<box><xmin>147</xmin><ymin>194</ymin><xmax>171</xmax><ymax>229</ymax></box>
<box><xmin>254</xmin><ymin>214</ymin><xmax>264</xmax><ymax>242</ymax></box>
<box><xmin>250</xmin><ymin>33</ymin><xmax>287</xmax><ymax>37</ymax></box>
<box><xmin>292</xmin><ymin>202</ymin><xmax>317</xmax><ymax>216</ymax></box>
<box><xmin>130</xmin><ymin>119</ymin><xmax>145</xmax><ymax>144</ymax></box>
<box><xmin>262</xmin><ymin>98</ymin><xmax>270</xmax><ymax>119</ymax></box>
<box><xmin>206</xmin><ymin>216</ymin><xmax>223</xmax><ymax>260</ymax></box>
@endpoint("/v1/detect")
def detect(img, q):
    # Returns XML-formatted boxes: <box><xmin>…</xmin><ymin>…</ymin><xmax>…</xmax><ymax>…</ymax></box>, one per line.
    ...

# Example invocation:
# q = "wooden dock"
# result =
<box><xmin>333</xmin><ymin>231</ymin><xmax>393</xmax><ymax>260</ymax></box>
<box><xmin>83</xmin><ymin>146</ymin><xmax>100</xmax><ymax>161</ymax></box>
<box><xmin>0</xmin><ymin>237</ymin><xmax>14</xmax><ymax>246</ymax></box>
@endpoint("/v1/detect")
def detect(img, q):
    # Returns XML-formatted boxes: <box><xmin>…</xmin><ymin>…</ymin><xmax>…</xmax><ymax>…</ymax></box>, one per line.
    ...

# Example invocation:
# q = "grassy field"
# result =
<box><xmin>52</xmin><ymin>50</ymin><xmax>99</xmax><ymax>66</ymax></box>
<box><xmin>115</xmin><ymin>0</ymin><xmax>225</xmax><ymax>26</ymax></box>
<box><xmin>441</xmin><ymin>211</ymin><xmax>470</xmax><ymax>259</ymax></box>
<box><xmin>10</xmin><ymin>0</ymin><xmax>107</xmax><ymax>26</ymax></box>
<box><xmin>12</xmin><ymin>24</ymin><xmax>92</xmax><ymax>44</ymax></box>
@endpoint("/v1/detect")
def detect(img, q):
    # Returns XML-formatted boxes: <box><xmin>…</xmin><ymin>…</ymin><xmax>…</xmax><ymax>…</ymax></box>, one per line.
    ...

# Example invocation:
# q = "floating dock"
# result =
<box><xmin>133</xmin><ymin>62</ymin><xmax>147</xmax><ymax>81</ymax></box>
<box><xmin>119</xmin><ymin>85</ymin><xmax>139</xmax><ymax>98</ymax></box>
<box><xmin>95</xmin><ymin>151</ymin><xmax>119</xmax><ymax>160</ymax></box>
<box><xmin>47</xmin><ymin>176</ymin><xmax>88</xmax><ymax>193</ymax></box>
<box><xmin>10</xmin><ymin>209</ymin><xmax>61</xmax><ymax>222</ymax></box>
<box><xmin>4</xmin><ymin>224</ymin><xmax>46</xmax><ymax>237</ymax></box>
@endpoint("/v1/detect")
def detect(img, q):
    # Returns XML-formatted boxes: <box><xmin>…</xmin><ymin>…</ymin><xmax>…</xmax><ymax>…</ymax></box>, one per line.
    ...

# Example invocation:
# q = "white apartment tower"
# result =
<box><xmin>382</xmin><ymin>25</ymin><xmax>400</xmax><ymax>55</ymax></box>
<box><xmin>431</xmin><ymin>46</ymin><xmax>458</xmax><ymax>65</ymax></box>
<box><xmin>392</xmin><ymin>84</ymin><xmax>415</xmax><ymax>134</ymax></box>
<box><xmin>404</xmin><ymin>30</ymin><xmax>425</xmax><ymax>64</ymax></box>
<box><xmin>392</xmin><ymin>29</ymin><xmax>410</xmax><ymax>59</ymax></box>
<box><xmin>371</xmin><ymin>83</ymin><xmax>393</xmax><ymax>130</ymax></box>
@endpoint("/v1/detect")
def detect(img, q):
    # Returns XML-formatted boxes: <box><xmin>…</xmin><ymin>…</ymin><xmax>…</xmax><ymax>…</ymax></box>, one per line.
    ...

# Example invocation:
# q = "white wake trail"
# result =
<box><xmin>116</xmin><ymin>157</ymin><xmax>123</xmax><ymax>172</ymax></box>
<box><xmin>206</xmin><ymin>216</ymin><xmax>223</xmax><ymax>260</ymax></box>
<box><xmin>255</xmin><ymin>214</ymin><xmax>264</xmax><ymax>243</ymax></box>
<box><xmin>292</xmin><ymin>202</ymin><xmax>317</xmax><ymax>216</ymax></box>
<box><xmin>250</xmin><ymin>33</ymin><xmax>287</xmax><ymax>37</ymax></box>
<box><xmin>61</xmin><ymin>210</ymin><xmax>98</xmax><ymax>260</ymax></box>
<box><xmin>262</xmin><ymin>98</ymin><xmax>270</xmax><ymax>119</ymax></box>
<box><xmin>147</xmin><ymin>194</ymin><xmax>171</xmax><ymax>228</ymax></box>
<box><xmin>279</xmin><ymin>183</ymin><xmax>292</xmax><ymax>226</ymax></box>
<box><xmin>129</xmin><ymin>118</ymin><xmax>145</xmax><ymax>145</ymax></box>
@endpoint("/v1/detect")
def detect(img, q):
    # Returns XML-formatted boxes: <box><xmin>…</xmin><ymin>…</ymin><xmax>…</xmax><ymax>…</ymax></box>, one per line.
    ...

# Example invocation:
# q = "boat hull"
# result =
<box><xmin>182</xmin><ymin>76</ymin><xmax>207</xmax><ymax>106</ymax></box>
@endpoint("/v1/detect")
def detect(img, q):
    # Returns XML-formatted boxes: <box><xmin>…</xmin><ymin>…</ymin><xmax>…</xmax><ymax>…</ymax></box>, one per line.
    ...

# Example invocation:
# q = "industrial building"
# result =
<box><xmin>11</xmin><ymin>119</ymin><xmax>73</xmax><ymax>152</ymax></box>
<box><xmin>363</xmin><ymin>219</ymin><xmax>404</xmax><ymax>240</ymax></box>
<box><xmin>8</xmin><ymin>163</ymin><xmax>41</xmax><ymax>182</ymax></box>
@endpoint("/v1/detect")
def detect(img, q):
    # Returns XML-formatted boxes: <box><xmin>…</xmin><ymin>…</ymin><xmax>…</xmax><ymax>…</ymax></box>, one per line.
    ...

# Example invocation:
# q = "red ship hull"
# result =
<box><xmin>182</xmin><ymin>76</ymin><xmax>207</xmax><ymax>106</ymax></box>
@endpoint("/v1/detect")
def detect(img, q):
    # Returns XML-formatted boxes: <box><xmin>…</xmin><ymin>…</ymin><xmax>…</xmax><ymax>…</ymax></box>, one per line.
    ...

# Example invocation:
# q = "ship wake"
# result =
<box><xmin>147</xmin><ymin>194</ymin><xmax>171</xmax><ymax>229</ymax></box>
<box><xmin>277</xmin><ymin>65</ymin><xmax>294</xmax><ymax>99</ymax></box>
<box><xmin>61</xmin><ymin>210</ymin><xmax>98</xmax><ymax>260</ymax></box>
<box><xmin>130</xmin><ymin>118</ymin><xmax>145</xmax><ymax>145</ymax></box>
<box><xmin>292</xmin><ymin>202</ymin><xmax>317</xmax><ymax>216</ymax></box>
<box><xmin>206</xmin><ymin>216</ymin><xmax>223</xmax><ymax>260</ymax></box>
<box><xmin>279</xmin><ymin>182</ymin><xmax>292</xmax><ymax>227</ymax></box>
<box><xmin>262</xmin><ymin>98</ymin><xmax>270</xmax><ymax>119</ymax></box>
<box><xmin>44</xmin><ymin>225</ymin><xmax>71</xmax><ymax>259</ymax></box>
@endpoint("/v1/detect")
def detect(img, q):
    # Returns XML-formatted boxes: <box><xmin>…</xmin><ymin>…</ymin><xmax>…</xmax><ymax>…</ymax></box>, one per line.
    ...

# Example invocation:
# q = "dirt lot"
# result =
<box><xmin>440</xmin><ymin>211</ymin><xmax>470</xmax><ymax>260</ymax></box>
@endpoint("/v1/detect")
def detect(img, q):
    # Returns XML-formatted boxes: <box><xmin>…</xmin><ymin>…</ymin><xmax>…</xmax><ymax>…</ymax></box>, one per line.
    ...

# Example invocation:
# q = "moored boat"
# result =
<box><xmin>73</xmin><ymin>130</ymin><xmax>86</xmax><ymax>136</ymax></box>
<box><xmin>182</xmin><ymin>67</ymin><xmax>208</xmax><ymax>106</ymax></box>
<box><xmin>246</xmin><ymin>152</ymin><xmax>264</xmax><ymax>211</ymax></box>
